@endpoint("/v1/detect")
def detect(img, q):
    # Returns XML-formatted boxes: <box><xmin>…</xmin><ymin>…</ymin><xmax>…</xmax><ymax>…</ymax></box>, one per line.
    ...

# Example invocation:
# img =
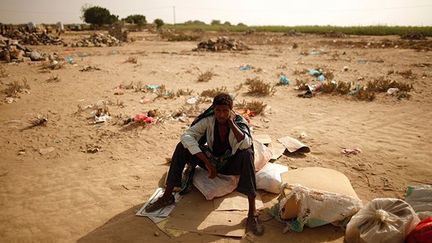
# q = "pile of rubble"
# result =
<box><xmin>1</xmin><ymin>29</ymin><xmax>63</xmax><ymax>45</ymax></box>
<box><xmin>68</xmin><ymin>33</ymin><xmax>121</xmax><ymax>47</ymax></box>
<box><xmin>194</xmin><ymin>36</ymin><xmax>250</xmax><ymax>52</ymax></box>
<box><xmin>401</xmin><ymin>32</ymin><xmax>427</xmax><ymax>40</ymax></box>
<box><xmin>0</xmin><ymin>37</ymin><xmax>50</xmax><ymax>62</ymax></box>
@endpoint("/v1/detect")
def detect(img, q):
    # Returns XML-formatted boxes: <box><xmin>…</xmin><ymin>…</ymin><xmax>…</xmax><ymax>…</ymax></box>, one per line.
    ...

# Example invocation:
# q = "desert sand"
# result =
<box><xmin>0</xmin><ymin>31</ymin><xmax>431</xmax><ymax>242</ymax></box>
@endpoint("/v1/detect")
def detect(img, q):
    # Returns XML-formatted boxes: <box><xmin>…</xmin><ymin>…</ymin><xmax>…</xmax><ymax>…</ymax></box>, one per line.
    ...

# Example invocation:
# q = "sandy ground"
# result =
<box><xmin>0</xmin><ymin>31</ymin><xmax>431</xmax><ymax>242</ymax></box>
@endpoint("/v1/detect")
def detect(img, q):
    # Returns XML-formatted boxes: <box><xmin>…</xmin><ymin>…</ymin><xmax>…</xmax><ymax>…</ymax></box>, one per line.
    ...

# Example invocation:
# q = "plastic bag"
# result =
<box><xmin>406</xmin><ymin>185</ymin><xmax>432</xmax><ymax>220</ymax></box>
<box><xmin>256</xmin><ymin>163</ymin><xmax>288</xmax><ymax>194</ymax></box>
<box><xmin>276</xmin><ymin>184</ymin><xmax>362</xmax><ymax>232</ymax></box>
<box><xmin>345</xmin><ymin>198</ymin><xmax>420</xmax><ymax>243</ymax></box>
<box><xmin>193</xmin><ymin>167</ymin><xmax>239</xmax><ymax>200</ymax></box>
<box><xmin>406</xmin><ymin>216</ymin><xmax>432</xmax><ymax>243</ymax></box>
<box><xmin>253</xmin><ymin>139</ymin><xmax>272</xmax><ymax>172</ymax></box>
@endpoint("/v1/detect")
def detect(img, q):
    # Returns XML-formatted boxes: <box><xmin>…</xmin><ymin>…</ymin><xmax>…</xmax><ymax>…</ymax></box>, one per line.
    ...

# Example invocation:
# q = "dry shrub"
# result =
<box><xmin>125</xmin><ymin>56</ymin><xmax>138</xmax><ymax>64</ymax></box>
<box><xmin>155</xmin><ymin>85</ymin><xmax>175</xmax><ymax>99</ymax></box>
<box><xmin>3</xmin><ymin>79</ymin><xmax>30</xmax><ymax>97</ymax></box>
<box><xmin>320</xmin><ymin>82</ymin><xmax>337</xmax><ymax>94</ymax></box>
<box><xmin>356</xmin><ymin>88</ymin><xmax>376</xmax><ymax>101</ymax></box>
<box><xmin>295</xmin><ymin>79</ymin><xmax>308</xmax><ymax>91</ymax></box>
<box><xmin>335</xmin><ymin>81</ymin><xmax>351</xmax><ymax>95</ymax></box>
<box><xmin>176</xmin><ymin>88</ymin><xmax>194</xmax><ymax>97</ymax></box>
<box><xmin>197</xmin><ymin>70</ymin><xmax>214</xmax><ymax>82</ymax></box>
<box><xmin>235</xmin><ymin>100</ymin><xmax>267</xmax><ymax>116</ymax></box>
<box><xmin>46</xmin><ymin>74</ymin><xmax>60</xmax><ymax>83</ymax></box>
<box><xmin>400</xmin><ymin>32</ymin><xmax>426</xmax><ymax>40</ymax></box>
<box><xmin>366</xmin><ymin>77</ymin><xmax>413</xmax><ymax>92</ymax></box>
<box><xmin>245</xmin><ymin>77</ymin><xmax>275</xmax><ymax>96</ymax></box>
<box><xmin>200</xmin><ymin>87</ymin><xmax>228</xmax><ymax>98</ymax></box>
<box><xmin>324</xmin><ymin>70</ymin><xmax>335</xmax><ymax>81</ymax></box>
<box><xmin>396</xmin><ymin>70</ymin><xmax>416</xmax><ymax>79</ymax></box>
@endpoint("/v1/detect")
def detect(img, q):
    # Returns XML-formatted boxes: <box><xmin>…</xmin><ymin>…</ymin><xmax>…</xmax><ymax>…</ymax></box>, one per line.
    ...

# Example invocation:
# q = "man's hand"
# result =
<box><xmin>205</xmin><ymin>162</ymin><xmax>217</xmax><ymax>179</ymax></box>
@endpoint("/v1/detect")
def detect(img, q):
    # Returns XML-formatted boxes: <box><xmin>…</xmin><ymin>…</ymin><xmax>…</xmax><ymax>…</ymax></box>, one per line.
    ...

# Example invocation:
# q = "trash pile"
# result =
<box><xmin>401</xmin><ymin>32</ymin><xmax>426</xmax><ymax>40</ymax></box>
<box><xmin>194</xmin><ymin>36</ymin><xmax>250</xmax><ymax>52</ymax></box>
<box><xmin>0</xmin><ymin>38</ymin><xmax>49</xmax><ymax>62</ymax></box>
<box><xmin>68</xmin><ymin>33</ymin><xmax>121</xmax><ymax>47</ymax></box>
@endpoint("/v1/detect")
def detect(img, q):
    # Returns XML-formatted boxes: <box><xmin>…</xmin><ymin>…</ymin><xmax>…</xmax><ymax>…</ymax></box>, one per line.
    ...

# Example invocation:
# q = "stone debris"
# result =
<box><xmin>68</xmin><ymin>33</ymin><xmax>121</xmax><ymax>47</ymax></box>
<box><xmin>0</xmin><ymin>37</ymin><xmax>52</xmax><ymax>63</ymax></box>
<box><xmin>194</xmin><ymin>36</ymin><xmax>250</xmax><ymax>52</ymax></box>
<box><xmin>0</xmin><ymin>24</ymin><xmax>63</xmax><ymax>45</ymax></box>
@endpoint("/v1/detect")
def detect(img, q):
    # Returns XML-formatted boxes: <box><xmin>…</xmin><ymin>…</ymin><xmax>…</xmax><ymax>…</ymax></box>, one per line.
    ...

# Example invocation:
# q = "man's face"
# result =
<box><xmin>214</xmin><ymin>104</ymin><xmax>231</xmax><ymax>124</ymax></box>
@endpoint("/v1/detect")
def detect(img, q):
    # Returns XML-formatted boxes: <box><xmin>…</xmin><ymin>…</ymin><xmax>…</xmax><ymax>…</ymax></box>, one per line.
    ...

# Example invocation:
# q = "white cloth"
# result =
<box><xmin>181</xmin><ymin>116</ymin><xmax>252</xmax><ymax>155</ymax></box>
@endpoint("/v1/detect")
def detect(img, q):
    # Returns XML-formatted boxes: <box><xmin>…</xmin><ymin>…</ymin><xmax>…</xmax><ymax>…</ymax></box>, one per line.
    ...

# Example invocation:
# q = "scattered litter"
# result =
<box><xmin>64</xmin><ymin>56</ymin><xmax>74</xmax><ymax>64</ymax></box>
<box><xmin>387</xmin><ymin>87</ymin><xmax>400</xmax><ymax>95</ymax></box>
<box><xmin>345</xmin><ymin>198</ymin><xmax>420</xmax><ymax>243</ymax></box>
<box><xmin>146</xmin><ymin>84</ymin><xmax>161</xmax><ymax>92</ymax></box>
<box><xmin>134</xmin><ymin>113</ymin><xmax>154</xmax><ymax>124</ymax></box>
<box><xmin>239</xmin><ymin>64</ymin><xmax>254</xmax><ymax>71</ymax></box>
<box><xmin>341</xmin><ymin>148</ymin><xmax>362</xmax><ymax>156</ymax></box>
<box><xmin>277</xmin><ymin>136</ymin><xmax>310</xmax><ymax>153</ymax></box>
<box><xmin>279</xmin><ymin>75</ymin><xmax>290</xmax><ymax>85</ymax></box>
<box><xmin>186</xmin><ymin>97</ymin><xmax>197</xmax><ymax>105</ymax></box>
<box><xmin>136</xmin><ymin>187</ymin><xmax>182</xmax><ymax>223</ymax></box>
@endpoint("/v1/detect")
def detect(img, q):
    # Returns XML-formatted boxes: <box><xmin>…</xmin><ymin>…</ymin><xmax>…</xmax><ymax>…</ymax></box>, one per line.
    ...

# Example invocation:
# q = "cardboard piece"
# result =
<box><xmin>277</xmin><ymin>136</ymin><xmax>310</xmax><ymax>153</ymax></box>
<box><xmin>164</xmin><ymin>189</ymin><xmax>249</xmax><ymax>237</ymax></box>
<box><xmin>254</xmin><ymin>134</ymin><xmax>272</xmax><ymax>145</ymax></box>
<box><xmin>268</xmin><ymin>142</ymin><xmax>286</xmax><ymax>160</ymax></box>
<box><xmin>280</xmin><ymin>167</ymin><xmax>359</xmax><ymax>198</ymax></box>
<box><xmin>213</xmin><ymin>191</ymin><xmax>264</xmax><ymax>211</ymax></box>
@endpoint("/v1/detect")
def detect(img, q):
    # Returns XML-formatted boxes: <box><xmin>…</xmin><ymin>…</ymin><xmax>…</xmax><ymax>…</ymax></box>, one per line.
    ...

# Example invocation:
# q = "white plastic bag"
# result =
<box><xmin>256</xmin><ymin>163</ymin><xmax>288</xmax><ymax>194</ymax></box>
<box><xmin>193</xmin><ymin>167</ymin><xmax>239</xmax><ymax>200</ymax></box>
<box><xmin>405</xmin><ymin>185</ymin><xmax>432</xmax><ymax>220</ymax></box>
<box><xmin>345</xmin><ymin>198</ymin><xmax>420</xmax><ymax>243</ymax></box>
<box><xmin>253</xmin><ymin>139</ymin><xmax>272</xmax><ymax>172</ymax></box>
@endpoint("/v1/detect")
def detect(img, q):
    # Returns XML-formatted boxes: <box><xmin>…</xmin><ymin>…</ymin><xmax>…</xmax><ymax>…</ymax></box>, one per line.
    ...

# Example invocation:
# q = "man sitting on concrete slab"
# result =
<box><xmin>145</xmin><ymin>93</ymin><xmax>264</xmax><ymax>236</ymax></box>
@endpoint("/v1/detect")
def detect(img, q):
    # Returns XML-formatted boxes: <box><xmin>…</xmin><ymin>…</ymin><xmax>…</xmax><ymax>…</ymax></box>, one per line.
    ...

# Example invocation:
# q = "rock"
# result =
<box><xmin>39</xmin><ymin>147</ymin><xmax>55</xmax><ymax>155</ymax></box>
<box><xmin>29</xmin><ymin>51</ymin><xmax>44</xmax><ymax>61</ymax></box>
<box><xmin>154</xmin><ymin>231</ymin><xmax>159</xmax><ymax>237</ymax></box>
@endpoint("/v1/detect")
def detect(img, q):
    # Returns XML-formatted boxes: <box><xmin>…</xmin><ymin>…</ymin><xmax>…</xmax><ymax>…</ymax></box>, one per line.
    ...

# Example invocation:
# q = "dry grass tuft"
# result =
<box><xmin>155</xmin><ymin>85</ymin><xmax>175</xmax><ymax>99</ymax></box>
<box><xmin>245</xmin><ymin>77</ymin><xmax>275</xmax><ymax>96</ymax></box>
<box><xmin>125</xmin><ymin>56</ymin><xmax>138</xmax><ymax>64</ymax></box>
<box><xmin>396</xmin><ymin>70</ymin><xmax>416</xmax><ymax>79</ymax></box>
<box><xmin>295</xmin><ymin>79</ymin><xmax>308</xmax><ymax>91</ymax></box>
<box><xmin>40</xmin><ymin>61</ymin><xmax>65</xmax><ymax>70</ymax></box>
<box><xmin>3</xmin><ymin>79</ymin><xmax>30</xmax><ymax>97</ymax></box>
<box><xmin>197</xmin><ymin>70</ymin><xmax>215</xmax><ymax>82</ymax></box>
<box><xmin>46</xmin><ymin>75</ymin><xmax>60</xmax><ymax>83</ymax></box>
<box><xmin>235</xmin><ymin>100</ymin><xmax>267</xmax><ymax>116</ymax></box>
<box><xmin>366</xmin><ymin>77</ymin><xmax>413</xmax><ymax>92</ymax></box>
<box><xmin>200</xmin><ymin>87</ymin><xmax>228</xmax><ymax>98</ymax></box>
<box><xmin>176</xmin><ymin>88</ymin><xmax>194</xmax><ymax>97</ymax></box>
<box><xmin>356</xmin><ymin>88</ymin><xmax>376</xmax><ymax>101</ymax></box>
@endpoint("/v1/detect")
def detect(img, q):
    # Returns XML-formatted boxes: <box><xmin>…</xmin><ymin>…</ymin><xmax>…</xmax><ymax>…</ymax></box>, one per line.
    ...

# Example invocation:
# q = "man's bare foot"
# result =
<box><xmin>246</xmin><ymin>214</ymin><xmax>264</xmax><ymax>236</ymax></box>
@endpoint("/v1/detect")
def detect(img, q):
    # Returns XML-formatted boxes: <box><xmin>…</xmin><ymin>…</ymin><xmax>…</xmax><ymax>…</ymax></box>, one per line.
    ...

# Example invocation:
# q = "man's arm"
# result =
<box><xmin>228</xmin><ymin>110</ymin><xmax>245</xmax><ymax>142</ymax></box>
<box><xmin>195</xmin><ymin>152</ymin><xmax>217</xmax><ymax>179</ymax></box>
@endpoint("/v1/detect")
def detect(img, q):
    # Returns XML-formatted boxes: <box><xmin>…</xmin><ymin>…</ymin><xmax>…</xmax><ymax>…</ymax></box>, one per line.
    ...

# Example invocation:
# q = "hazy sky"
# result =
<box><xmin>0</xmin><ymin>0</ymin><xmax>431</xmax><ymax>26</ymax></box>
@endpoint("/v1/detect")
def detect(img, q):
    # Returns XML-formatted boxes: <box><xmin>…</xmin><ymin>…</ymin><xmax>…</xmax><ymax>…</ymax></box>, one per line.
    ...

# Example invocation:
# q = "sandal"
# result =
<box><xmin>144</xmin><ymin>195</ymin><xmax>175</xmax><ymax>212</ymax></box>
<box><xmin>246</xmin><ymin>215</ymin><xmax>264</xmax><ymax>236</ymax></box>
